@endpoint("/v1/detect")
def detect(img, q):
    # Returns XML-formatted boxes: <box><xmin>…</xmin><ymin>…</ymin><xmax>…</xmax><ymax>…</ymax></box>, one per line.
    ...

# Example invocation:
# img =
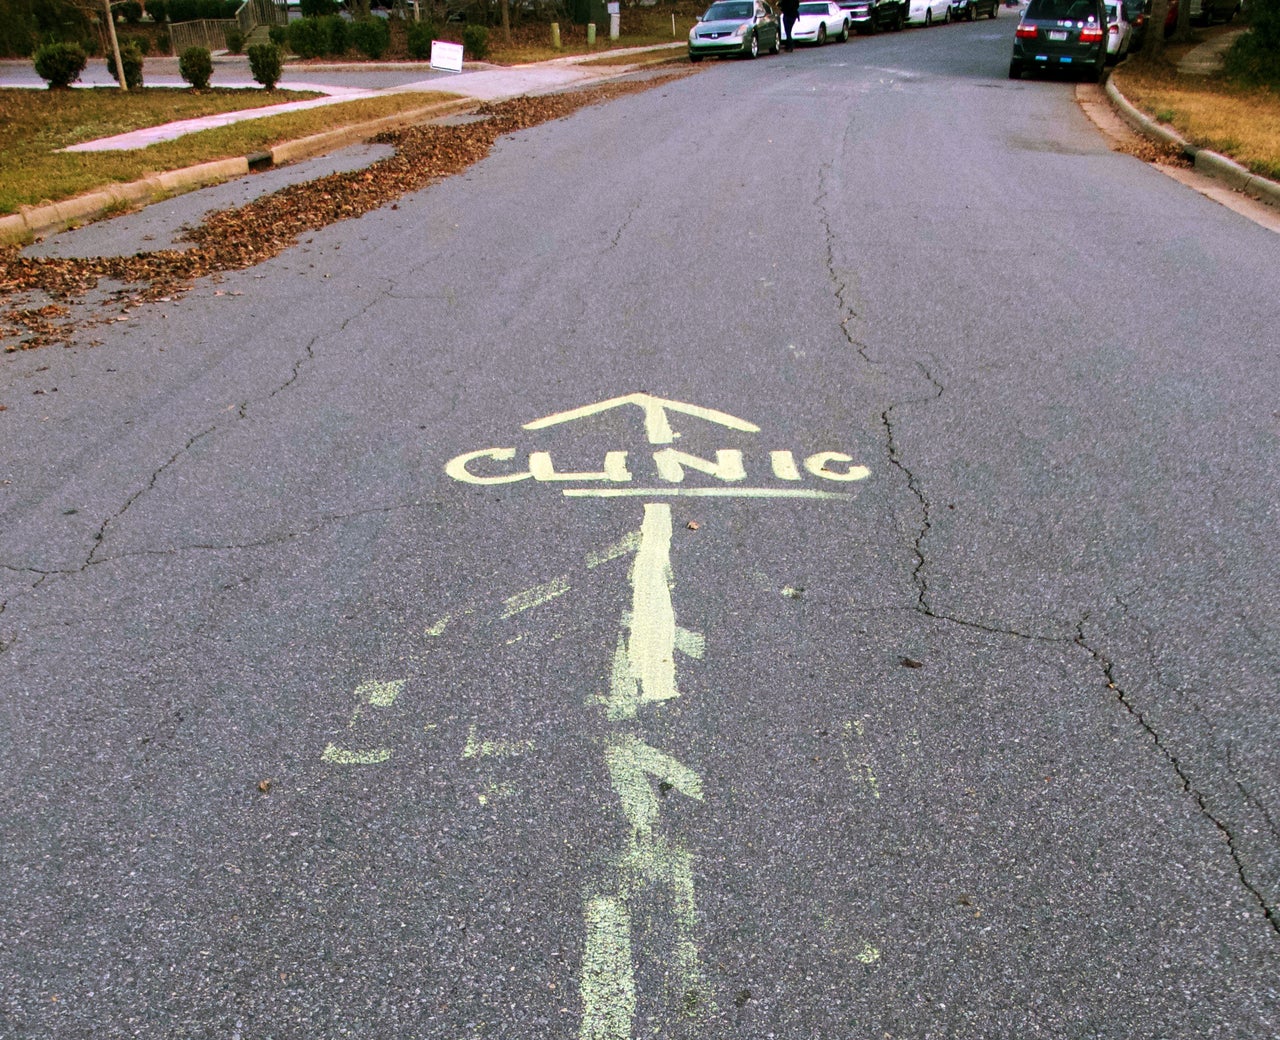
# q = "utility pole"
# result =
<box><xmin>103</xmin><ymin>0</ymin><xmax>127</xmax><ymax>91</ymax></box>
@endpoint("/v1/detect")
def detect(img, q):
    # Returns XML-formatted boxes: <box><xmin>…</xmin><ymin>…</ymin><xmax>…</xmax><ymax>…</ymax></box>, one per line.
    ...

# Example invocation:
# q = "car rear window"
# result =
<box><xmin>706</xmin><ymin>1</ymin><xmax>753</xmax><ymax>16</ymax></box>
<box><xmin>1025</xmin><ymin>0</ymin><xmax>1098</xmax><ymax>17</ymax></box>
<box><xmin>798</xmin><ymin>2</ymin><xmax>829</xmax><ymax>10</ymax></box>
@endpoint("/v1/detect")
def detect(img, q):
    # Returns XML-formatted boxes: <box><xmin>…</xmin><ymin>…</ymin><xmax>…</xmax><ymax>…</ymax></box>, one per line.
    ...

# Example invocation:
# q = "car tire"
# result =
<box><xmin>1008</xmin><ymin>59</ymin><xmax>1021</xmax><ymax>77</ymax></box>
<box><xmin>817</xmin><ymin>23</ymin><xmax>827</xmax><ymax>41</ymax></box>
<box><xmin>942</xmin><ymin>5</ymin><xmax>950</xmax><ymax>21</ymax></box>
<box><xmin>839</xmin><ymin>19</ymin><xmax>849</xmax><ymax>38</ymax></box>
<box><xmin>769</xmin><ymin>31</ymin><xmax>780</xmax><ymax>52</ymax></box>
<box><xmin>748</xmin><ymin>30</ymin><xmax>759</xmax><ymax>56</ymax></box>
<box><xmin>990</xmin><ymin>1</ymin><xmax>998</xmax><ymax>15</ymax></box>
<box><xmin>894</xmin><ymin>7</ymin><xmax>905</xmax><ymax>28</ymax></box>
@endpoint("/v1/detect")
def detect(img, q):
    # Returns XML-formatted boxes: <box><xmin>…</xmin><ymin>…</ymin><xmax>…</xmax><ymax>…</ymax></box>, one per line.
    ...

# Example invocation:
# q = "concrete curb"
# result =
<box><xmin>0</xmin><ymin>45</ymin><xmax>686</xmax><ymax>248</ymax></box>
<box><xmin>0</xmin><ymin>98</ymin><xmax>482</xmax><ymax>248</ymax></box>
<box><xmin>1106</xmin><ymin>75</ymin><xmax>1280</xmax><ymax>210</ymax></box>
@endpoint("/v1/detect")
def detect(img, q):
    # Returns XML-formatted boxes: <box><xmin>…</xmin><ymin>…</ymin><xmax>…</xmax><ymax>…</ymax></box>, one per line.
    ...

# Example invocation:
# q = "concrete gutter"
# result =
<box><xmin>1106</xmin><ymin>76</ymin><xmax>1280</xmax><ymax>211</ymax></box>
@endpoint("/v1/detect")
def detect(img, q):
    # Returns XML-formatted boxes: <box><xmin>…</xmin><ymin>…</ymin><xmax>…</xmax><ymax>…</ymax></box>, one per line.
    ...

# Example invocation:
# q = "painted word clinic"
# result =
<box><xmin>445</xmin><ymin>447</ymin><xmax>871</xmax><ymax>486</ymax></box>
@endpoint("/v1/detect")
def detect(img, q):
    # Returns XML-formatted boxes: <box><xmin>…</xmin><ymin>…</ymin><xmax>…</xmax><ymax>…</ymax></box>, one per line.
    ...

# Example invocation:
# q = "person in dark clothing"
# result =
<box><xmin>780</xmin><ymin>0</ymin><xmax>800</xmax><ymax>48</ymax></box>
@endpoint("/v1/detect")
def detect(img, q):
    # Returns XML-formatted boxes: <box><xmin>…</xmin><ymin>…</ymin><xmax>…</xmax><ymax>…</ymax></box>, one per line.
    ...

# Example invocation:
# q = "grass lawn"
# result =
<box><xmin>0</xmin><ymin>87</ymin><xmax>457</xmax><ymax>214</ymax></box>
<box><xmin>1111</xmin><ymin>28</ymin><xmax>1280</xmax><ymax>180</ymax></box>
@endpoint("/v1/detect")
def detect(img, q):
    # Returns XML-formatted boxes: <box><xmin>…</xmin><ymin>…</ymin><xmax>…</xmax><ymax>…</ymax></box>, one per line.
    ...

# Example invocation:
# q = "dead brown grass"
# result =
<box><xmin>1112</xmin><ymin>63</ymin><xmax>1280</xmax><ymax>180</ymax></box>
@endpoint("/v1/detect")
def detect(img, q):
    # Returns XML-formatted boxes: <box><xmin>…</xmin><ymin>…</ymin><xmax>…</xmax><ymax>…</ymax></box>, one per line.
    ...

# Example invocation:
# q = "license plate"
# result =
<box><xmin>1048</xmin><ymin>29</ymin><xmax>1068</xmax><ymax>38</ymax></box>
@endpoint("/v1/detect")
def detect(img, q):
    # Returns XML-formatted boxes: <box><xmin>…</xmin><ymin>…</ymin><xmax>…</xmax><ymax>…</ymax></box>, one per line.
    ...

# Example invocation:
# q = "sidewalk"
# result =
<box><xmin>1175</xmin><ymin>25</ymin><xmax>1246</xmax><ymax>75</ymax></box>
<box><xmin>0</xmin><ymin>44</ymin><xmax>685</xmax><ymax>245</ymax></box>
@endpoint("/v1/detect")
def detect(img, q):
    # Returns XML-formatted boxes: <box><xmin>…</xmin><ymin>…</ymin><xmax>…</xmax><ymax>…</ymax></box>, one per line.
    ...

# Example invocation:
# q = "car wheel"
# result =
<box><xmin>817</xmin><ymin>23</ymin><xmax>827</xmax><ymax>41</ymax></box>
<box><xmin>989</xmin><ymin>1</ymin><xmax>997</xmax><ymax>15</ymax></box>
<box><xmin>942</xmin><ymin>5</ymin><xmax>950</xmax><ymax>21</ymax></box>
<box><xmin>769</xmin><ymin>30</ymin><xmax>780</xmax><ymax>52</ymax></box>
<box><xmin>839</xmin><ymin>18</ymin><xmax>849</xmax><ymax>38</ymax></box>
<box><xmin>1008</xmin><ymin>58</ymin><xmax>1021</xmax><ymax>77</ymax></box>
<box><xmin>748</xmin><ymin>30</ymin><xmax>759</xmax><ymax>56</ymax></box>
<box><xmin>895</xmin><ymin>7</ymin><xmax>905</xmax><ymax>28</ymax></box>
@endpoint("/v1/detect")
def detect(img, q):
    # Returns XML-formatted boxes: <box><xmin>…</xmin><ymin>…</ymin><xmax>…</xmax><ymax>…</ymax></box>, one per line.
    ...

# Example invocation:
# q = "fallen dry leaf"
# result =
<box><xmin>0</xmin><ymin>73</ymin><xmax>694</xmax><ymax>353</ymax></box>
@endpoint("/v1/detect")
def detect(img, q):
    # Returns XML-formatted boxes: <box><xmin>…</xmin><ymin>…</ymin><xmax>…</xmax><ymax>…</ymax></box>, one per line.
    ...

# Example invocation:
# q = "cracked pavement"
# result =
<box><xmin>2</xmin><ymin>23</ymin><xmax>1279</xmax><ymax>1040</ymax></box>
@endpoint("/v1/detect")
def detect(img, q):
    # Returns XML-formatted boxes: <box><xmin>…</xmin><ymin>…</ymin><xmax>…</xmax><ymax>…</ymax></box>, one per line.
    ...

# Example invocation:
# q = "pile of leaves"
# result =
<box><xmin>0</xmin><ymin>72</ymin><xmax>691</xmax><ymax>352</ymax></box>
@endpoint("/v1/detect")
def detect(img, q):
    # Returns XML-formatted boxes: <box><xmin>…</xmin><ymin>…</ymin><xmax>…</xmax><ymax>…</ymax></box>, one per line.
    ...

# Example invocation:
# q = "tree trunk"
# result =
<box><xmin>1145</xmin><ymin>0</ymin><xmax>1169</xmax><ymax>57</ymax></box>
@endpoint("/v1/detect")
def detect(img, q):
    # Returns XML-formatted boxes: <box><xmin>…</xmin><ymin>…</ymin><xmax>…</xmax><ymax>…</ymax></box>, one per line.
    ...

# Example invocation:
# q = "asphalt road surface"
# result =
<box><xmin>3</xmin><ymin>17</ymin><xmax>1280</xmax><ymax>1040</ymax></box>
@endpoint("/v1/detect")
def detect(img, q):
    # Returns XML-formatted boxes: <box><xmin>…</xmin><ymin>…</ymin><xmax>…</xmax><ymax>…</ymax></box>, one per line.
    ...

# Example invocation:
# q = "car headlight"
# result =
<box><xmin>733</xmin><ymin>20</ymin><xmax>751</xmax><ymax>34</ymax></box>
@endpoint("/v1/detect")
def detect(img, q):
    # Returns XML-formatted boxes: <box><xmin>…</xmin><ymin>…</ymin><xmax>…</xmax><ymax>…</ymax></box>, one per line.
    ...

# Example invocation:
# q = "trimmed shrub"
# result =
<box><xmin>299</xmin><ymin>0</ymin><xmax>339</xmax><ymax>14</ymax></box>
<box><xmin>461</xmin><ymin>23</ymin><xmax>487</xmax><ymax>60</ymax></box>
<box><xmin>268</xmin><ymin>23</ymin><xmax>287</xmax><ymax>45</ymax></box>
<box><xmin>126</xmin><ymin>34</ymin><xmax>150</xmax><ymax>55</ymax></box>
<box><xmin>119</xmin><ymin>0</ymin><xmax>144</xmax><ymax>23</ymax></box>
<box><xmin>106</xmin><ymin>40</ymin><xmax>144</xmax><ymax>87</ymax></box>
<box><xmin>405</xmin><ymin>18</ymin><xmax>437</xmax><ymax>58</ymax></box>
<box><xmin>149</xmin><ymin>0</ymin><xmax>169</xmax><ymax>20</ymax></box>
<box><xmin>33</xmin><ymin>41</ymin><xmax>87</xmax><ymax>87</ymax></box>
<box><xmin>321</xmin><ymin>13</ymin><xmax>348</xmax><ymax>53</ymax></box>
<box><xmin>178</xmin><ymin>44</ymin><xmax>212</xmax><ymax>87</ymax></box>
<box><xmin>286</xmin><ymin>15</ymin><xmax>327</xmax><ymax>56</ymax></box>
<box><xmin>247</xmin><ymin>41</ymin><xmax>282</xmax><ymax>86</ymax></box>
<box><xmin>1223</xmin><ymin>0</ymin><xmax>1280</xmax><ymax>86</ymax></box>
<box><xmin>351</xmin><ymin>16</ymin><xmax>389</xmax><ymax>57</ymax></box>
<box><xmin>225</xmin><ymin>26</ymin><xmax>245</xmax><ymax>52</ymax></box>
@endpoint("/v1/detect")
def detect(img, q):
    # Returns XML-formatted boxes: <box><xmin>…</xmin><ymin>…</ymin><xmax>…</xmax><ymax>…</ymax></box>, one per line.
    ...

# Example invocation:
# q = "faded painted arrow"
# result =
<box><xmin>522</xmin><ymin>393</ymin><xmax>760</xmax><ymax>446</ymax></box>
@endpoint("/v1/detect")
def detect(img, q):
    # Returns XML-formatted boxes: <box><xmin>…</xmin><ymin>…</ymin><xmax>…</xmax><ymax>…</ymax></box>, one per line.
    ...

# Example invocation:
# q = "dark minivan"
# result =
<box><xmin>1009</xmin><ymin>0</ymin><xmax>1108</xmax><ymax>81</ymax></box>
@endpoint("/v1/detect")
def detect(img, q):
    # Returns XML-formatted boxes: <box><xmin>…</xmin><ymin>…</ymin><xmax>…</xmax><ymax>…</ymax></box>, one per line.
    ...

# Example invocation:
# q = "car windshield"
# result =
<box><xmin>798</xmin><ymin>2</ymin><xmax>828</xmax><ymax>11</ymax></box>
<box><xmin>705</xmin><ymin>2</ymin><xmax>752</xmax><ymax>18</ymax></box>
<box><xmin>1025</xmin><ymin>0</ymin><xmax>1097</xmax><ymax>17</ymax></box>
<box><xmin>1105</xmin><ymin>3</ymin><xmax>1117</xmax><ymax>16</ymax></box>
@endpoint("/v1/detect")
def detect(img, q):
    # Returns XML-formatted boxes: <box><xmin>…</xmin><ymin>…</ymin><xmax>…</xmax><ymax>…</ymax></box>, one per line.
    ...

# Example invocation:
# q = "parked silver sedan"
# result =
<box><xmin>689</xmin><ymin>0</ymin><xmax>783</xmax><ymax>60</ymax></box>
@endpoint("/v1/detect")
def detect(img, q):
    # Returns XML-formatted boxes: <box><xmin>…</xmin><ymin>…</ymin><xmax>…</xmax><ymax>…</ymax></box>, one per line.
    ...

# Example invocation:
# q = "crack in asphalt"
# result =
<box><xmin>85</xmin><ymin>426</ymin><xmax>216</xmax><ymax>568</ymax></box>
<box><xmin>879</xmin><ymin>363</ymin><xmax>943</xmax><ymax>610</ymax></box>
<box><xmin>818</xmin><ymin>170</ymin><xmax>1278</xmax><ymax>937</ymax></box>
<box><xmin>1075</xmin><ymin>613</ymin><xmax>1280</xmax><ymax>937</ymax></box>
<box><xmin>5</xmin><ymin>500</ymin><xmax>434</xmax><ymax>577</ymax></box>
<box><xmin>817</xmin><ymin>160</ymin><xmax>876</xmax><ymax>366</ymax></box>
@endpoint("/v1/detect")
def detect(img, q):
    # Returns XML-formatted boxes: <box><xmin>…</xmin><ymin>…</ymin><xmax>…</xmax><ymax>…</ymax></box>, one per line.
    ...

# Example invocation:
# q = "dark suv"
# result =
<box><xmin>838</xmin><ymin>0</ymin><xmax>909</xmax><ymax>32</ymax></box>
<box><xmin>1009</xmin><ymin>0</ymin><xmax>1108</xmax><ymax>81</ymax></box>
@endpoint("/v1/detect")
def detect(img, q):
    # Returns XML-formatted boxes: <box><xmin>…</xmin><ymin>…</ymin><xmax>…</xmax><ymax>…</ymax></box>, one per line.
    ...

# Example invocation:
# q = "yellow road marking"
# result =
<box><xmin>562</xmin><ymin>487</ymin><xmax>856</xmax><ymax>499</ymax></box>
<box><xmin>501</xmin><ymin>577</ymin><xmax>571</xmax><ymax>619</ymax></box>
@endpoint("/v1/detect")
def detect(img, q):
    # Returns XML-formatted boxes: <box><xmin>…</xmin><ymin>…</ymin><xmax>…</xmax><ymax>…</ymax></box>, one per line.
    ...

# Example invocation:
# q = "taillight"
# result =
<box><xmin>1015</xmin><ymin>23</ymin><xmax>1038</xmax><ymax>36</ymax></box>
<box><xmin>1079</xmin><ymin>22</ymin><xmax>1104</xmax><ymax>40</ymax></box>
<box><xmin>1109</xmin><ymin>21</ymin><xmax>1118</xmax><ymax>31</ymax></box>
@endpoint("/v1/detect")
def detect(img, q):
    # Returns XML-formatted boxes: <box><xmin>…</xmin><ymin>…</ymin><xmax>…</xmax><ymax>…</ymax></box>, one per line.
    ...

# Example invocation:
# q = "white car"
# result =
<box><xmin>1104</xmin><ymin>0</ymin><xmax>1132</xmax><ymax>60</ymax></box>
<box><xmin>790</xmin><ymin>0</ymin><xmax>851</xmax><ymax>41</ymax></box>
<box><xmin>906</xmin><ymin>0</ymin><xmax>951</xmax><ymax>23</ymax></box>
